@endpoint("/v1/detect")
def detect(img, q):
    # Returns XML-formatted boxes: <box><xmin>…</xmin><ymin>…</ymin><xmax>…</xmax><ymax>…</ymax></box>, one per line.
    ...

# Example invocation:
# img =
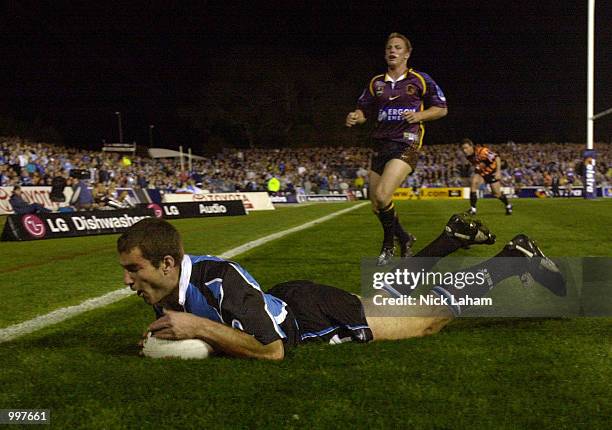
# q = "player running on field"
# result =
<box><xmin>346</xmin><ymin>32</ymin><xmax>448</xmax><ymax>265</ymax></box>
<box><xmin>461</xmin><ymin>138</ymin><xmax>513</xmax><ymax>215</ymax></box>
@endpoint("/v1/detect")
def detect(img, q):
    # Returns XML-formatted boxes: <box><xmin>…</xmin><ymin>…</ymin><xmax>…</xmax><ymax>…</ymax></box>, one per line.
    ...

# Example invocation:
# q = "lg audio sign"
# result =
<box><xmin>1</xmin><ymin>208</ymin><xmax>155</xmax><ymax>241</ymax></box>
<box><xmin>140</xmin><ymin>201</ymin><xmax>246</xmax><ymax>219</ymax></box>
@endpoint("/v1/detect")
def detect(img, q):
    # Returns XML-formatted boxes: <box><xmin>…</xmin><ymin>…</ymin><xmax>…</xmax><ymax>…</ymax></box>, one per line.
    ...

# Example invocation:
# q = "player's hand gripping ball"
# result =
<box><xmin>141</xmin><ymin>332</ymin><xmax>213</xmax><ymax>359</ymax></box>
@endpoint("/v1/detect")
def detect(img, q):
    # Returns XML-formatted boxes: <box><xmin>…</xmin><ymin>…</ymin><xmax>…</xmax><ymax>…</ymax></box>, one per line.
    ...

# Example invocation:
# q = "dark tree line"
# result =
<box><xmin>178</xmin><ymin>50</ymin><xmax>376</xmax><ymax>151</ymax></box>
<box><xmin>0</xmin><ymin>114</ymin><xmax>62</xmax><ymax>143</ymax></box>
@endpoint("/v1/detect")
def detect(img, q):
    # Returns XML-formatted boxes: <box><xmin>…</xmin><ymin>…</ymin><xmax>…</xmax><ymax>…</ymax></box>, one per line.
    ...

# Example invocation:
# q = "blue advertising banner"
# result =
<box><xmin>583</xmin><ymin>150</ymin><xmax>597</xmax><ymax>199</ymax></box>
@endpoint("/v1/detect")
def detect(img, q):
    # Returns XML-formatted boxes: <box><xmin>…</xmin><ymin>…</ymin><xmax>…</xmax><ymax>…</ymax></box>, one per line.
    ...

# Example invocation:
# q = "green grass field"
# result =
<box><xmin>1</xmin><ymin>199</ymin><xmax>611</xmax><ymax>429</ymax></box>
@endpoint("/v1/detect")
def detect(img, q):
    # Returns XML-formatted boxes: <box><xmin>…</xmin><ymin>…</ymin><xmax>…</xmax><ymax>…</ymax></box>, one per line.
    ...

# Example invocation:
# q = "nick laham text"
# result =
<box><xmin>372</xmin><ymin>294</ymin><xmax>492</xmax><ymax>307</ymax></box>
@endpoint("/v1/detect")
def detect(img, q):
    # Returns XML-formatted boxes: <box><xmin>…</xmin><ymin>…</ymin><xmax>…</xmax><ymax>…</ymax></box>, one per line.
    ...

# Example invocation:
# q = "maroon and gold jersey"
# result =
<box><xmin>467</xmin><ymin>145</ymin><xmax>498</xmax><ymax>176</ymax></box>
<box><xmin>356</xmin><ymin>68</ymin><xmax>447</xmax><ymax>148</ymax></box>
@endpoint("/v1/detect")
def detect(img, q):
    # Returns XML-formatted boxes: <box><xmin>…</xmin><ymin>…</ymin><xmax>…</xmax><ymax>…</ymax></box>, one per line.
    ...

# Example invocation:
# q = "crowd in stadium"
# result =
<box><xmin>1</xmin><ymin>136</ymin><xmax>611</xmax><ymax>196</ymax></box>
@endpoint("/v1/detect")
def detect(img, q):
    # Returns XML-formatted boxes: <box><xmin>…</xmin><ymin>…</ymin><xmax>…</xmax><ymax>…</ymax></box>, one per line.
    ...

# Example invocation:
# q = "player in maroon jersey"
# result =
<box><xmin>346</xmin><ymin>32</ymin><xmax>448</xmax><ymax>265</ymax></box>
<box><xmin>460</xmin><ymin>138</ymin><xmax>513</xmax><ymax>215</ymax></box>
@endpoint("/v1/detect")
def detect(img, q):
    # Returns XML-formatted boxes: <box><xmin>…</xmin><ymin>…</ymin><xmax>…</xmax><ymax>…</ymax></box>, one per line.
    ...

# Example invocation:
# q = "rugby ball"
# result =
<box><xmin>141</xmin><ymin>332</ymin><xmax>213</xmax><ymax>359</ymax></box>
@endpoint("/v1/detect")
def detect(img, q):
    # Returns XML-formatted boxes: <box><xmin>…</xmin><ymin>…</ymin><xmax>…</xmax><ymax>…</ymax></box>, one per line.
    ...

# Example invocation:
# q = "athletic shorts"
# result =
<box><xmin>480</xmin><ymin>173</ymin><xmax>499</xmax><ymax>184</ymax></box>
<box><xmin>370</xmin><ymin>139</ymin><xmax>420</xmax><ymax>176</ymax></box>
<box><xmin>268</xmin><ymin>280</ymin><xmax>373</xmax><ymax>346</ymax></box>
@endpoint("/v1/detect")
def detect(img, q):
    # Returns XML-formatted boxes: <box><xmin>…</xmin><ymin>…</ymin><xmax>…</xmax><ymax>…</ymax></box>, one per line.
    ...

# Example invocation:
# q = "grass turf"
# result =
<box><xmin>0</xmin><ymin>203</ymin><xmax>354</xmax><ymax>327</ymax></box>
<box><xmin>0</xmin><ymin>199</ymin><xmax>611</xmax><ymax>429</ymax></box>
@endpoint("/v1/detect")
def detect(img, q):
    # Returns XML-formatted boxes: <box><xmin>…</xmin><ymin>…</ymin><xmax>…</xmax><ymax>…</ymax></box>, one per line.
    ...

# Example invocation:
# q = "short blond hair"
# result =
<box><xmin>387</xmin><ymin>32</ymin><xmax>412</xmax><ymax>53</ymax></box>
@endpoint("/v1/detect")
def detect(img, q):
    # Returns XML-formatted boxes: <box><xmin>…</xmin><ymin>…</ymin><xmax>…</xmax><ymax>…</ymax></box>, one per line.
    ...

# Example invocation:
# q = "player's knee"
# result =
<box><xmin>262</xmin><ymin>340</ymin><xmax>285</xmax><ymax>361</ymax></box>
<box><xmin>373</xmin><ymin>194</ymin><xmax>386</xmax><ymax>209</ymax></box>
<box><xmin>421</xmin><ymin>324</ymin><xmax>439</xmax><ymax>337</ymax></box>
<box><xmin>414</xmin><ymin>318</ymin><xmax>449</xmax><ymax>337</ymax></box>
<box><xmin>374</xmin><ymin>197</ymin><xmax>389</xmax><ymax>210</ymax></box>
<box><xmin>419</xmin><ymin>317</ymin><xmax>450</xmax><ymax>337</ymax></box>
<box><xmin>373</xmin><ymin>187</ymin><xmax>392</xmax><ymax>209</ymax></box>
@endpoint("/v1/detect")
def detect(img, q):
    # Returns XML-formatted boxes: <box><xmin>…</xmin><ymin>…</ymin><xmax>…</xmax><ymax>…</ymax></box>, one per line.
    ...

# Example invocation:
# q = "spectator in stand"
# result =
<box><xmin>0</xmin><ymin>165</ymin><xmax>9</xmax><ymax>186</ymax></box>
<box><xmin>19</xmin><ymin>170</ymin><xmax>33</xmax><ymax>186</ymax></box>
<box><xmin>106</xmin><ymin>185</ymin><xmax>135</xmax><ymax>209</ymax></box>
<box><xmin>98</xmin><ymin>164</ymin><xmax>110</xmax><ymax>184</ymax></box>
<box><xmin>70</xmin><ymin>178</ymin><xmax>96</xmax><ymax>210</ymax></box>
<box><xmin>177</xmin><ymin>179</ymin><xmax>203</xmax><ymax>194</ymax></box>
<box><xmin>50</xmin><ymin>169</ymin><xmax>68</xmax><ymax>206</ymax></box>
<box><xmin>267</xmin><ymin>176</ymin><xmax>281</xmax><ymax>194</ymax></box>
<box><xmin>552</xmin><ymin>172</ymin><xmax>561</xmax><ymax>197</ymax></box>
<box><xmin>92</xmin><ymin>182</ymin><xmax>109</xmax><ymax>207</ymax></box>
<box><xmin>9</xmin><ymin>185</ymin><xmax>51</xmax><ymax>214</ymax></box>
<box><xmin>137</xmin><ymin>174</ymin><xmax>148</xmax><ymax>189</ymax></box>
<box><xmin>543</xmin><ymin>171</ymin><xmax>553</xmax><ymax>196</ymax></box>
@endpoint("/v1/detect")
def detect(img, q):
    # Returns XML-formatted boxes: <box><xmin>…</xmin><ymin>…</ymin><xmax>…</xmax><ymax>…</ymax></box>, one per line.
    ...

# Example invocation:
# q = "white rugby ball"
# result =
<box><xmin>142</xmin><ymin>332</ymin><xmax>213</xmax><ymax>359</ymax></box>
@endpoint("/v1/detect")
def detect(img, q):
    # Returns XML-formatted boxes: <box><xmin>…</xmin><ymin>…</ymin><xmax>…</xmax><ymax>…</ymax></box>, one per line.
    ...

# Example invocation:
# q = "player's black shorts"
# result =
<box><xmin>268</xmin><ymin>280</ymin><xmax>373</xmax><ymax>346</ymax></box>
<box><xmin>370</xmin><ymin>139</ymin><xmax>420</xmax><ymax>176</ymax></box>
<box><xmin>480</xmin><ymin>173</ymin><xmax>499</xmax><ymax>184</ymax></box>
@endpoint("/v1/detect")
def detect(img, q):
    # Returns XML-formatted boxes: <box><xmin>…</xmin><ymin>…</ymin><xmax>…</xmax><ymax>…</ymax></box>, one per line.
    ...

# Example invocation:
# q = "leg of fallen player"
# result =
<box><xmin>361</xmin><ymin>234</ymin><xmax>566</xmax><ymax>341</ymax></box>
<box><xmin>378</xmin><ymin>213</ymin><xmax>496</xmax><ymax>298</ymax></box>
<box><xmin>364</xmin><ymin>301</ymin><xmax>454</xmax><ymax>341</ymax></box>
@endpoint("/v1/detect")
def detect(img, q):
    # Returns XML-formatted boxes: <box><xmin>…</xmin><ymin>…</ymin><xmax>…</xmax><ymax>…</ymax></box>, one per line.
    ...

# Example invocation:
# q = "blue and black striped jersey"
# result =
<box><xmin>153</xmin><ymin>255</ymin><xmax>293</xmax><ymax>346</ymax></box>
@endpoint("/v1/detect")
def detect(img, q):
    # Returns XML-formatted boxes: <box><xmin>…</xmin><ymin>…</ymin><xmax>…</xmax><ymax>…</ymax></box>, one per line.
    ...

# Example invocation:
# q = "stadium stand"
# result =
<box><xmin>1</xmin><ymin>136</ymin><xmax>610</xmax><ymax>194</ymax></box>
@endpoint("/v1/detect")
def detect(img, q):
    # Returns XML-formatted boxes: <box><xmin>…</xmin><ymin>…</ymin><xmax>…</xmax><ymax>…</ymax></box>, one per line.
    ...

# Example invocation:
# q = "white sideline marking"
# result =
<box><xmin>0</xmin><ymin>202</ymin><xmax>368</xmax><ymax>343</ymax></box>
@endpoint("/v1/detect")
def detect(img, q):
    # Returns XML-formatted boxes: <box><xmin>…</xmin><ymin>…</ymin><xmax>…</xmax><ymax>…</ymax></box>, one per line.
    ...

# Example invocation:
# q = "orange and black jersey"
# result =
<box><xmin>467</xmin><ymin>145</ymin><xmax>499</xmax><ymax>176</ymax></box>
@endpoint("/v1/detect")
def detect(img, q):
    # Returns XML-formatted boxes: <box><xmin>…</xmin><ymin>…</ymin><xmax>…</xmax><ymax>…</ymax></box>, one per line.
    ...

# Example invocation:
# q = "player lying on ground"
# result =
<box><xmin>118</xmin><ymin>216</ymin><xmax>565</xmax><ymax>360</ymax></box>
<box><xmin>461</xmin><ymin>138</ymin><xmax>513</xmax><ymax>215</ymax></box>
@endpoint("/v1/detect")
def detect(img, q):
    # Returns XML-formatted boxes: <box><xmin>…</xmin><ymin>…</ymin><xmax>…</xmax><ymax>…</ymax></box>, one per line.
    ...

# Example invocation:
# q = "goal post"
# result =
<box><xmin>583</xmin><ymin>0</ymin><xmax>596</xmax><ymax>199</ymax></box>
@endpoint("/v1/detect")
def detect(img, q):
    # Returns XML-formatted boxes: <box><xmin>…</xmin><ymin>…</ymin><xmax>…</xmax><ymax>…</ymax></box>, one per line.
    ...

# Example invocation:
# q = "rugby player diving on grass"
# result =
<box><xmin>117</xmin><ymin>217</ymin><xmax>565</xmax><ymax>361</ymax></box>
